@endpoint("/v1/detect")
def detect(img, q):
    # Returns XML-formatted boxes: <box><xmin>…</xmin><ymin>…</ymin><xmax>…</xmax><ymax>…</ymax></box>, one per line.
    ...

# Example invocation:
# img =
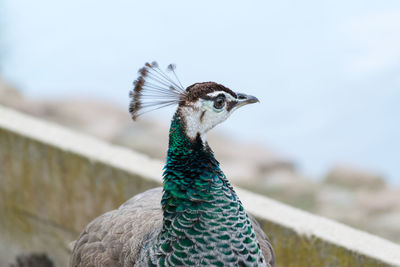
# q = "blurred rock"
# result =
<box><xmin>28</xmin><ymin>98</ymin><xmax>131</xmax><ymax>141</ymax></box>
<box><xmin>113</xmin><ymin>121</ymin><xmax>169</xmax><ymax>159</ymax></box>
<box><xmin>0</xmin><ymin>79</ymin><xmax>24</xmax><ymax>107</ymax></box>
<box><xmin>369</xmin><ymin>212</ymin><xmax>400</xmax><ymax>242</ymax></box>
<box><xmin>238</xmin><ymin>169</ymin><xmax>318</xmax><ymax>210</ymax></box>
<box><xmin>0</xmin><ymin>81</ymin><xmax>130</xmax><ymax>141</ymax></box>
<box><xmin>317</xmin><ymin>185</ymin><xmax>356</xmax><ymax>209</ymax></box>
<box><xmin>357</xmin><ymin>188</ymin><xmax>400</xmax><ymax>213</ymax></box>
<box><xmin>208</xmin><ymin>135</ymin><xmax>294</xmax><ymax>182</ymax></box>
<box><xmin>324</xmin><ymin>165</ymin><xmax>385</xmax><ymax>190</ymax></box>
<box><xmin>315</xmin><ymin>185</ymin><xmax>359</xmax><ymax>221</ymax></box>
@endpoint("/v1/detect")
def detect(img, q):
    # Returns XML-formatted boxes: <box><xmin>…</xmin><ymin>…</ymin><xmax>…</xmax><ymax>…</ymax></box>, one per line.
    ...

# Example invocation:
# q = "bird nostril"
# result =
<box><xmin>238</xmin><ymin>94</ymin><xmax>246</xmax><ymax>100</ymax></box>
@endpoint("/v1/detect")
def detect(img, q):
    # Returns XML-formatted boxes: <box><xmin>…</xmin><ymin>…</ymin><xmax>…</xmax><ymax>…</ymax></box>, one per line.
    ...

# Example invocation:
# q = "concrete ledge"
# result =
<box><xmin>1</xmin><ymin>105</ymin><xmax>400</xmax><ymax>267</ymax></box>
<box><xmin>238</xmin><ymin>188</ymin><xmax>400</xmax><ymax>266</ymax></box>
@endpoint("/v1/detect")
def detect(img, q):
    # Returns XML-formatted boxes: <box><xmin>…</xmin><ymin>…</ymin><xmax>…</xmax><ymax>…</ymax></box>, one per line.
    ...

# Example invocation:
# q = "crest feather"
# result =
<box><xmin>129</xmin><ymin>61</ymin><xmax>186</xmax><ymax>120</ymax></box>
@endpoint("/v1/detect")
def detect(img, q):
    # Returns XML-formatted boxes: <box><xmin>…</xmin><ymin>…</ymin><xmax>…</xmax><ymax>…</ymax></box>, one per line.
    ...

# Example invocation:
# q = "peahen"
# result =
<box><xmin>70</xmin><ymin>62</ymin><xmax>275</xmax><ymax>267</ymax></box>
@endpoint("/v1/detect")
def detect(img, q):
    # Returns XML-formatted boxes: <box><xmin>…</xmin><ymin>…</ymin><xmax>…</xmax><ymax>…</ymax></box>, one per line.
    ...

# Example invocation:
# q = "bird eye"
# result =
<box><xmin>213</xmin><ymin>96</ymin><xmax>226</xmax><ymax>110</ymax></box>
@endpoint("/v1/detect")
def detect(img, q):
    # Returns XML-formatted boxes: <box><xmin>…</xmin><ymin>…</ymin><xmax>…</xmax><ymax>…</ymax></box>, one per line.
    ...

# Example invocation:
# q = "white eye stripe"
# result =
<box><xmin>206</xmin><ymin>91</ymin><xmax>236</xmax><ymax>101</ymax></box>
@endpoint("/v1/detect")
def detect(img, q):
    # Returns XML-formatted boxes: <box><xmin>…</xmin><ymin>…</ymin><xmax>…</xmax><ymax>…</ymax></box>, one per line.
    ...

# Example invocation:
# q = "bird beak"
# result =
<box><xmin>235</xmin><ymin>93</ymin><xmax>260</xmax><ymax>109</ymax></box>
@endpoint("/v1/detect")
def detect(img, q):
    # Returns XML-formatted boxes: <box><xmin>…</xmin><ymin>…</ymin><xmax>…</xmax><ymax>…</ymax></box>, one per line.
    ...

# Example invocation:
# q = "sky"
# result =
<box><xmin>1</xmin><ymin>0</ymin><xmax>400</xmax><ymax>183</ymax></box>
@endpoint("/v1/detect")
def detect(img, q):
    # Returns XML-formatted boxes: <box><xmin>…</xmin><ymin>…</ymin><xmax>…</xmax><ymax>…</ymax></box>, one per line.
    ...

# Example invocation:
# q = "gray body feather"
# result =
<box><xmin>70</xmin><ymin>187</ymin><xmax>275</xmax><ymax>267</ymax></box>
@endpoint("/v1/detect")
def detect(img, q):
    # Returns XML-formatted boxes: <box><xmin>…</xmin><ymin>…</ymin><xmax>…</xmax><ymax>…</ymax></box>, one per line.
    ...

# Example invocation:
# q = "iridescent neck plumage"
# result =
<box><xmin>144</xmin><ymin>113</ymin><xmax>266</xmax><ymax>266</ymax></box>
<box><xmin>162</xmin><ymin>112</ymin><xmax>223</xmax><ymax>208</ymax></box>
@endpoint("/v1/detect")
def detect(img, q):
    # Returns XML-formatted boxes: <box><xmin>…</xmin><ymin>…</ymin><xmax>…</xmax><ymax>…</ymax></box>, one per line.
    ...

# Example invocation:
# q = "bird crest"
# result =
<box><xmin>129</xmin><ymin>61</ymin><xmax>187</xmax><ymax>120</ymax></box>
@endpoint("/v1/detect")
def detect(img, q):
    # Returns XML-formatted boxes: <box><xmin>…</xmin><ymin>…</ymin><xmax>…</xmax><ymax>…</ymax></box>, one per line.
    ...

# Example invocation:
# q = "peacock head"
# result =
<box><xmin>129</xmin><ymin>62</ymin><xmax>259</xmax><ymax>141</ymax></box>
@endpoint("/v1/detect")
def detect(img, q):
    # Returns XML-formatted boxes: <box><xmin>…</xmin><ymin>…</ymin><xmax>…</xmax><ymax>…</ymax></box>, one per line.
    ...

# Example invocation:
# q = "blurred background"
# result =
<box><xmin>1</xmin><ymin>0</ymin><xmax>399</xmax><ymax>245</ymax></box>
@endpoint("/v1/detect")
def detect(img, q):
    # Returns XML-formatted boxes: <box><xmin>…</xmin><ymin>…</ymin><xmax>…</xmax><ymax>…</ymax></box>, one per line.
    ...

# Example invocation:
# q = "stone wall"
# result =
<box><xmin>1</xmin><ymin>105</ymin><xmax>400</xmax><ymax>267</ymax></box>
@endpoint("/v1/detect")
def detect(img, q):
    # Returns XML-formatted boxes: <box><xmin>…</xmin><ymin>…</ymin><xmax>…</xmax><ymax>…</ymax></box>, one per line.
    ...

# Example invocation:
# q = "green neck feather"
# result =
<box><xmin>144</xmin><ymin>112</ymin><xmax>265</xmax><ymax>266</ymax></box>
<box><xmin>162</xmin><ymin>112</ymin><xmax>225</xmax><ymax>208</ymax></box>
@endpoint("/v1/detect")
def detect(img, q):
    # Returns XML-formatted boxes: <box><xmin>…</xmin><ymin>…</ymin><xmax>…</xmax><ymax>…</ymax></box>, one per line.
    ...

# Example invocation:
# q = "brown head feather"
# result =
<box><xmin>138</xmin><ymin>67</ymin><xmax>148</xmax><ymax>77</ymax></box>
<box><xmin>183</xmin><ymin>82</ymin><xmax>237</xmax><ymax>103</ymax></box>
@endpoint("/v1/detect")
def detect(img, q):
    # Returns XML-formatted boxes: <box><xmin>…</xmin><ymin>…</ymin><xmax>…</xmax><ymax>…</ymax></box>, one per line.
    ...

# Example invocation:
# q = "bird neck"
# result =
<box><xmin>162</xmin><ymin>112</ymin><xmax>226</xmax><ymax>208</ymax></box>
<box><xmin>145</xmin><ymin>113</ymin><xmax>265</xmax><ymax>266</ymax></box>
